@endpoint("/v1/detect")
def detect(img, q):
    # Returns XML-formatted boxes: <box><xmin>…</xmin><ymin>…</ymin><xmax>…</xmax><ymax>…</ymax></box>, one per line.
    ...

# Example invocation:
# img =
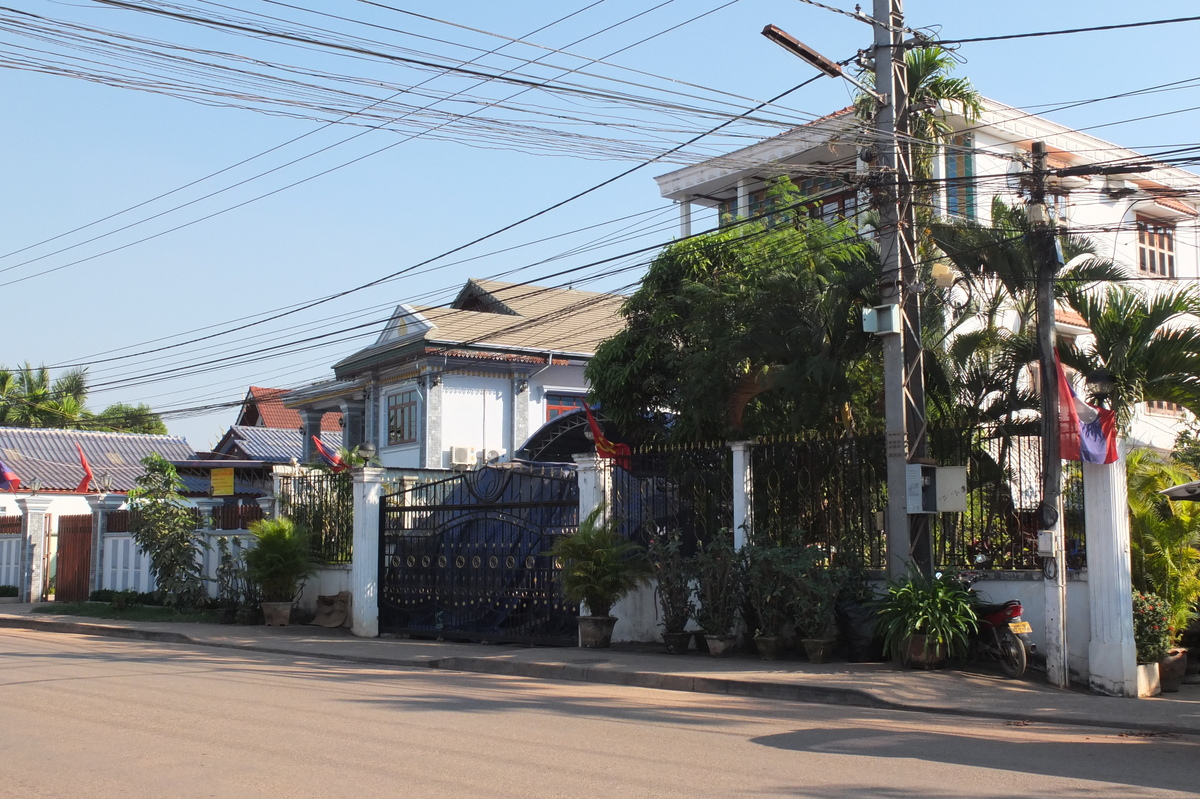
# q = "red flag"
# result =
<box><xmin>583</xmin><ymin>405</ymin><xmax>631</xmax><ymax>470</ymax></box>
<box><xmin>0</xmin><ymin>456</ymin><xmax>19</xmax><ymax>492</ymax></box>
<box><xmin>75</xmin><ymin>442</ymin><xmax>94</xmax><ymax>493</ymax></box>
<box><xmin>311</xmin><ymin>436</ymin><xmax>349</xmax><ymax>473</ymax></box>
<box><xmin>1055</xmin><ymin>352</ymin><xmax>1118</xmax><ymax>465</ymax></box>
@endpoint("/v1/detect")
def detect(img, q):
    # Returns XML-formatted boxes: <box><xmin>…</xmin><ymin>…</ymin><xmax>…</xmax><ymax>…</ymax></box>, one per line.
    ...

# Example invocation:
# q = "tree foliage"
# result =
<box><xmin>0</xmin><ymin>363</ymin><xmax>166</xmax><ymax>433</ymax></box>
<box><xmin>87</xmin><ymin>402</ymin><xmax>168</xmax><ymax>435</ymax></box>
<box><xmin>128</xmin><ymin>453</ymin><xmax>207</xmax><ymax>608</ymax></box>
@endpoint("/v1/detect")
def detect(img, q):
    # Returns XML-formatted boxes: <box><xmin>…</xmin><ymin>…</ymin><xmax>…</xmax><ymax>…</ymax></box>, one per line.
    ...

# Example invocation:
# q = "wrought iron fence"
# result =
<box><xmin>609</xmin><ymin>443</ymin><xmax>732</xmax><ymax>554</ymax></box>
<box><xmin>277</xmin><ymin>471</ymin><xmax>353</xmax><ymax>564</ymax></box>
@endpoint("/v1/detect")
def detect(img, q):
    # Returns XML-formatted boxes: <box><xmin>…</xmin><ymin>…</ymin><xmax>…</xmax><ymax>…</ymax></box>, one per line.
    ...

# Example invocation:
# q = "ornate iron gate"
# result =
<box><xmin>379</xmin><ymin>465</ymin><xmax>579</xmax><ymax>645</ymax></box>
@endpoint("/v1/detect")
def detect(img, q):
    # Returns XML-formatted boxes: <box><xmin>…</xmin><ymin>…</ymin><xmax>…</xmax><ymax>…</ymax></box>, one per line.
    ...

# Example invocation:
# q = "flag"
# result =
<box><xmin>1055</xmin><ymin>352</ymin><xmax>1118</xmax><ymax>465</ymax></box>
<box><xmin>75</xmin><ymin>442</ymin><xmax>94</xmax><ymax>493</ymax></box>
<box><xmin>583</xmin><ymin>404</ymin><xmax>631</xmax><ymax>470</ymax></box>
<box><xmin>0</xmin><ymin>456</ymin><xmax>19</xmax><ymax>493</ymax></box>
<box><xmin>312</xmin><ymin>436</ymin><xmax>349</xmax><ymax>473</ymax></box>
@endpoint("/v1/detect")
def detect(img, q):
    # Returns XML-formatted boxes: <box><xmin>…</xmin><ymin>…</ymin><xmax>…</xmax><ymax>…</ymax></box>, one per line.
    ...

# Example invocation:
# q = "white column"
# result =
<box><xmin>1084</xmin><ymin>454</ymin><xmax>1138</xmax><ymax>697</ymax></box>
<box><xmin>679</xmin><ymin>197</ymin><xmax>693</xmax><ymax>238</ymax></box>
<box><xmin>572</xmin><ymin>452</ymin><xmax>609</xmax><ymax>522</ymax></box>
<box><xmin>729</xmin><ymin>441</ymin><xmax>752</xmax><ymax>550</ymax></box>
<box><xmin>349</xmin><ymin>466</ymin><xmax>385</xmax><ymax>638</ymax></box>
<box><xmin>255</xmin><ymin>495</ymin><xmax>275</xmax><ymax>518</ymax></box>
<box><xmin>194</xmin><ymin>498</ymin><xmax>221</xmax><ymax>530</ymax></box>
<box><xmin>15</xmin><ymin>496</ymin><xmax>54</xmax><ymax>603</ymax></box>
<box><xmin>737</xmin><ymin>178</ymin><xmax>750</xmax><ymax>219</ymax></box>
<box><xmin>85</xmin><ymin>495</ymin><xmax>123</xmax><ymax>594</ymax></box>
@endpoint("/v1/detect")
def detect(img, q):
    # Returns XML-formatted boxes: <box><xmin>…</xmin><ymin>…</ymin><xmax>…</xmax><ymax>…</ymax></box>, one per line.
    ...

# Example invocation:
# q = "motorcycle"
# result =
<box><xmin>957</xmin><ymin>569</ymin><xmax>1035</xmax><ymax>679</ymax></box>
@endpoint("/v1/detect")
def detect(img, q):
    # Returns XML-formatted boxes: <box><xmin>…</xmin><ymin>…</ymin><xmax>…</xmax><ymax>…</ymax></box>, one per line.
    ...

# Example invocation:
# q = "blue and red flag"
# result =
<box><xmin>1056</xmin><ymin>352</ymin><xmax>1118</xmax><ymax>465</ymax></box>
<box><xmin>583</xmin><ymin>404</ymin><xmax>631</xmax><ymax>471</ymax></box>
<box><xmin>75</xmin><ymin>442</ymin><xmax>94</xmax><ymax>493</ymax></box>
<box><xmin>0</xmin><ymin>456</ymin><xmax>19</xmax><ymax>493</ymax></box>
<box><xmin>311</xmin><ymin>435</ymin><xmax>349</xmax><ymax>473</ymax></box>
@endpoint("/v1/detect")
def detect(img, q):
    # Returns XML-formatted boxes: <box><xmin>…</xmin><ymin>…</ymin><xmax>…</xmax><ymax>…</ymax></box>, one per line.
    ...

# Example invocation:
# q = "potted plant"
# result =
<box><xmin>648</xmin><ymin>531</ymin><xmax>694</xmax><ymax>655</ymax></box>
<box><xmin>874</xmin><ymin>569</ymin><xmax>977</xmax><ymax>669</ymax></box>
<box><xmin>694</xmin><ymin>529</ymin><xmax>744</xmax><ymax>656</ymax></box>
<box><xmin>0</xmin><ymin>585</ymin><xmax>18</xmax><ymax>604</ymax></box>
<box><xmin>790</xmin><ymin>546</ymin><xmax>839</xmax><ymax>663</ymax></box>
<box><xmin>1132</xmin><ymin>590</ymin><xmax>1171</xmax><ymax>695</ymax></box>
<box><xmin>745</xmin><ymin>546</ymin><xmax>793</xmax><ymax>660</ymax></box>
<box><xmin>243</xmin><ymin>516</ymin><xmax>316</xmax><ymax>626</ymax></box>
<box><xmin>549</xmin><ymin>505</ymin><xmax>651</xmax><ymax>648</ymax></box>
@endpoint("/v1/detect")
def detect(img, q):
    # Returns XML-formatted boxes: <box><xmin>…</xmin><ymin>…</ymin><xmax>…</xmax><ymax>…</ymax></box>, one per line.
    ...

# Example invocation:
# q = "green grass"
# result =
<box><xmin>33</xmin><ymin>602</ymin><xmax>220</xmax><ymax>623</ymax></box>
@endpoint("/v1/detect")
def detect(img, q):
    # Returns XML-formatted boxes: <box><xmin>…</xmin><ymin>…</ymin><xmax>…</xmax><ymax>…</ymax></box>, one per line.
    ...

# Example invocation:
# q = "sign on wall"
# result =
<box><xmin>210</xmin><ymin>468</ymin><xmax>234</xmax><ymax>496</ymax></box>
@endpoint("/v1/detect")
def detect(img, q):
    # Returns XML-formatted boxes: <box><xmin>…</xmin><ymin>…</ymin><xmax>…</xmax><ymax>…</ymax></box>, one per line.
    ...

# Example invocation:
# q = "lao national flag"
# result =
<box><xmin>75</xmin><ymin>442</ymin><xmax>94</xmax><ymax>493</ymax></box>
<box><xmin>311</xmin><ymin>436</ymin><xmax>348</xmax><ymax>473</ymax></box>
<box><xmin>0</xmin><ymin>457</ymin><xmax>19</xmax><ymax>492</ymax></box>
<box><xmin>1056</xmin><ymin>352</ymin><xmax>1118</xmax><ymax>465</ymax></box>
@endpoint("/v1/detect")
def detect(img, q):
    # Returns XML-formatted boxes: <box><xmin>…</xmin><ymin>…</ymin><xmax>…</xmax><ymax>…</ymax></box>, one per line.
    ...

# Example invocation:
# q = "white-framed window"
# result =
<box><xmin>387</xmin><ymin>389</ymin><xmax>420</xmax><ymax>446</ymax></box>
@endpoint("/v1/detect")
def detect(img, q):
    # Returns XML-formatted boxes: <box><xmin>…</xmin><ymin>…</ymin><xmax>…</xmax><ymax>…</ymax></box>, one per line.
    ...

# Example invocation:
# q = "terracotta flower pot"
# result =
<box><xmin>899</xmin><ymin>634</ymin><xmax>947</xmax><ymax>669</ymax></box>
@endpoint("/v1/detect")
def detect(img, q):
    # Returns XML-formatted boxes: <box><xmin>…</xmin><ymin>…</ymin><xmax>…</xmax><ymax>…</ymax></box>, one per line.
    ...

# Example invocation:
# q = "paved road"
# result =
<box><xmin>2</xmin><ymin>630</ymin><xmax>1197</xmax><ymax>799</ymax></box>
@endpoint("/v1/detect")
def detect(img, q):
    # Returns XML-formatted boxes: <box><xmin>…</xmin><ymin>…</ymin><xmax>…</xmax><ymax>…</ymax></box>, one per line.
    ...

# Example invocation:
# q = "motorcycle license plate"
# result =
<box><xmin>1008</xmin><ymin>621</ymin><xmax>1032</xmax><ymax>634</ymax></box>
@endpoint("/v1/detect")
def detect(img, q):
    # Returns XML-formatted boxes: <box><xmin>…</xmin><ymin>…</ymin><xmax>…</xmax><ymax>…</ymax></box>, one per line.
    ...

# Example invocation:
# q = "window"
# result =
<box><xmin>944</xmin><ymin>134</ymin><xmax>975</xmax><ymax>219</ymax></box>
<box><xmin>546</xmin><ymin>392</ymin><xmax>587</xmax><ymax>421</ymax></box>
<box><xmin>387</xmin><ymin>390</ymin><xmax>419</xmax><ymax>445</ymax></box>
<box><xmin>1137</xmin><ymin>217</ymin><xmax>1175</xmax><ymax>277</ymax></box>
<box><xmin>1147</xmin><ymin>400</ymin><xmax>1182</xmax><ymax>415</ymax></box>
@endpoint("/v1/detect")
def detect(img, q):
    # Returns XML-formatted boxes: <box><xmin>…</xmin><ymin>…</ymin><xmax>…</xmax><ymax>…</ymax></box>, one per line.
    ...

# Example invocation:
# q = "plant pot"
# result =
<box><xmin>1158</xmin><ymin>648</ymin><xmax>1188</xmax><ymax>693</ymax></box>
<box><xmin>261</xmin><ymin>601</ymin><xmax>293</xmax><ymax>627</ymax></box>
<box><xmin>578</xmin><ymin>616</ymin><xmax>618</xmax><ymax>648</ymax></box>
<box><xmin>899</xmin><ymin>634</ymin><xmax>947</xmax><ymax>670</ymax></box>
<box><xmin>693</xmin><ymin>631</ymin><xmax>710</xmax><ymax>655</ymax></box>
<box><xmin>217</xmin><ymin>605</ymin><xmax>238</xmax><ymax>625</ymax></box>
<box><xmin>754</xmin><ymin>635</ymin><xmax>785</xmax><ymax>661</ymax></box>
<box><xmin>1137</xmin><ymin>662</ymin><xmax>1161</xmax><ymax>697</ymax></box>
<box><xmin>802</xmin><ymin>637</ymin><xmax>836</xmax><ymax>664</ymax></box>
<box><xmin>705</xmin><ymin>634</ymin><xmax>737</xmax><ymax>657</ymax></box>
<box><xmin>662</xmin><ymin>630</ymin><xmax>691</xmax><ymax>655</ymax></box>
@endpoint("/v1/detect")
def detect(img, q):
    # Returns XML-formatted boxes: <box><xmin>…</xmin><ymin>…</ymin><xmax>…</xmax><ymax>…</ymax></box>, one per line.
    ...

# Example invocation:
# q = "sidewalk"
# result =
<box><xmin>2</xmin><ymin>605</ymin><xmax>1198</xmax><ymax>735</ymax></box>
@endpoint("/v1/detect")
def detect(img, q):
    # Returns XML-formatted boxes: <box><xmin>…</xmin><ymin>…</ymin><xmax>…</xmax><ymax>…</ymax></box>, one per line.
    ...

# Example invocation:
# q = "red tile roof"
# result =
<box><xmin>239</xmin><ymin>387</ymin><xmax>342</xmax><ymax>431</ymax></box>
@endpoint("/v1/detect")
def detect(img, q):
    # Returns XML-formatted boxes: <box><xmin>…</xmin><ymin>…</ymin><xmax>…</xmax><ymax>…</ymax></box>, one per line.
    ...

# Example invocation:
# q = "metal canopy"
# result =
<box><xmin>1159</xmin><ymin>480</ymin><xmax>1200</xmax><ymax>500</ymax></box>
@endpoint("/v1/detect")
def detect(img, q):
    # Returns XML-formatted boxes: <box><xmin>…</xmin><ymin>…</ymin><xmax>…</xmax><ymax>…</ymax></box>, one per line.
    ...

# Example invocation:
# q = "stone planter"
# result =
<box><xmin>1158</xmin><ymin>648</ymin><xmax>1188</xmax><ymax>693</ymax></box>
<box><xmin>754</xmin><ymin>635</ymin><xmax>786</xmax><ymax>661</ymax></box>
<box><xmin>261</xmin><ymin>601</ymin><xmax>293</xmax><ymax>627</ymax></box>
<box><xmin>662</xmin><ymin>631</ymin><xmax>691</xmax><ymax>655</ymax></box>
<box><xmin>705</xmin><ymin>634</ymin><xmax>737</xmax><ymax>657</ymax></box>
<box><xmin>802</xmin><ymin>637</ymin><xmax>836</xmax><ymax>664</ymax></box>
<box><xmin>1137</xmin><ymin>662</ymin><xmax>1161</xmax><ymax>697</ymax></box>
<box><xmin>577</xmin><ymin>616</ymin><xmax>618</xmax><ymax>648</ymax></box>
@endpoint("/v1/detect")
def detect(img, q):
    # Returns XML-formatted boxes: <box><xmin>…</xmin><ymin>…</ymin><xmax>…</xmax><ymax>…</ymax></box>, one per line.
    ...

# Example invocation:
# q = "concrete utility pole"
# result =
<box><xmin>872</xmin><ymin>0</ymin><xmax>931</xmax><ymax>577</ymax></box>
<box><xmin>1029</xmin><ymin>141</ymin><xmax>1070</xmax><ymax>688</ymax></box>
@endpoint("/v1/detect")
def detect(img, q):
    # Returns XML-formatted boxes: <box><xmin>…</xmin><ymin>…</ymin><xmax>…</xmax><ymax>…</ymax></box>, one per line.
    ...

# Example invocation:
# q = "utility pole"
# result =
<box><xmin>1029</xmin><ymin>140</ymin><xmax>1069</xmax><ymax>688</ymax></box>
<box><xmin>872</xmin><ymin>0</ymin><xmax>930</xmax><ymax>576</ymax></box>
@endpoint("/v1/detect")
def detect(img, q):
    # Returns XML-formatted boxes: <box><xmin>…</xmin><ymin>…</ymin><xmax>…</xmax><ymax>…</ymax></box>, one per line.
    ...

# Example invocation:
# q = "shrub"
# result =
<box><xmin>647</xmin><ymin>531</ymin><xmax>693</xmax><ymax>634</ymax></box>
<box><xmin>874</xmin><ymin>569</ymin><xmax>978</xmax><ymax>661</ymax></box>
<box><xmin>549</xmin><ymin>506</ymin><xmax>650</xmax><ymax>618</ymax></box>
<box><xmin>0</xmin><ymin>585</ymin><xmax>17</xmax><ymax>598</ymax></box>
<box><xmin>88</xmin><ymin>589</ymin><xmax>115</xmax><ymax>603</ymax></box>
<box><xmin>694</xmin><ymin>529</ymin><xmax>744</xmax><ymax>637</ymax></box>
<box><xmin>1132</xmin><ymin>590</ymin><xmax>1171</xmax><ymax>664</ymax></box>
<box><xmin>243</xmin><ymin>517</ymin><xmax>316</xmax><ymax>603</ymax></box>
<box><xmin>128</xmin><ymin>453</ymin><xmax>207</xmax><ymax>608</ymax></box>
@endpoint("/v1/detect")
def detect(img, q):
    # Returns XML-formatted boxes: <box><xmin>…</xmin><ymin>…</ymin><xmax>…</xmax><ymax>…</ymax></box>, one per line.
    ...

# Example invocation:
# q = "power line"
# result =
<box><xmin>936</xmin><ymin>13</ymin><xmax>1200</xmax><ymax>45</ymax></box>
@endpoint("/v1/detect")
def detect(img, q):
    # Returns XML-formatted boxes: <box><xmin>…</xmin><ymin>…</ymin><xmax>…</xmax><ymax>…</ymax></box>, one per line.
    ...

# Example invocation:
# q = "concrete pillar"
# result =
<box><xmin>339</xmin><ymin>399</ymin><xmax>365</xmax><ymax>452</ymax></box>
<box><xmin>85</xmin><ymin>495</ymin><xmax>123</xmax><ymax>594</ymax></box>
<box><xmin>422</xmin><ymin>376</ymin><xmax>443</xmax><ymax>469</ymax></box>
<box><xmin>679</xmin><ymin>196</ymin><xmax>693</xmax><ymax>238</ymax></box>
<box><xmin>729</xmin><ymin>441</ymin><xmax>753</xmax><ymax>550</ymax></box>
<box><xmin>16</xmin><ymin>496</ymin><xmax>54</xmax><ymax>603</ymax></box>
<box><xmin>512</xmin><ymin>377</ymin><xmax>530</xmax><ymax>458</ymax></box>
<box><xmin>572</xmin><ymin>453</ymin><xmax>611</xmax><ymax>523</ymax></box>
<box><xmin>737</xmin><ymin>178</ymin><xmax>750</xmax><ymax>219</ymax></box>
<box><xmin>1084</xmin><ymin>455</ymin><xmax>1138</xmax><ymax>697</ymax></box>
<box><xmin>194</xmin><ymin>498</ymin><xmax>221</xmax><ymax>530</ymax></box>
<box><xmin>349</xmin><ymin>466</ymin><xmax>385</xmax><ymax>638</ymax></box>
<box><xmin>255</xmin><ymin>495</ymin><xmax>275</xmax><ymax>519</ymax></box>
<box><xmin>297</xmin><ymin>409</ymin><xmax>325</xmax><ymax>464</ymax></box>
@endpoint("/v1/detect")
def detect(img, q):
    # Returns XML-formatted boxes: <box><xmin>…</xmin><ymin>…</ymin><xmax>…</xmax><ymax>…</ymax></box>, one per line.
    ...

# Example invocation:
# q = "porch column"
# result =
<box><xmin>729</xmin><ymin>441</ymin><xmax>753</xmax><ymax>550</ymax></box>
<box><xmin>679</xmin><ymin>196</ymin><xmax>693</xmax><ymax>238</ymax></box>
<box><xmin>339</xmin><ymin>399</ymin><xmax>365</xmax><ymax>452</ymax></box>
<box><xmin>736</xmin><ymin>178</ymin><xmax>751</xmax><ymax>219</ymax></box>
<box><xmin>349</xmin><ymin>466</ymin><xmax>385</xmax><ymax>638</ymax></box>
<box><xmin>511</xmin><ymin>376</ymin><xmax>531</xmax><ymax>458</ymax></box>
<box><xmin>298</xmin><ymin>408</ymin><xmax>325</xmax><ymax>464</ymax></box>
<box><xmin>1084</xmin><ymin>455</ymin><xmax>1138</xmax><ymax>697</ymax></box>
<box><xmin>422</xmin><ymin>376</ymin><xmax>444</xmax><ymax>469</ymax></box>
<box><xmin>85</xmin><ymin>495</ymin><xmax>123</xmax><ymax>594</ymax></box>
<box><xmin>15</xmin><ymin>496</ymin><xmax>53</xmax><ymax>603</ymax></box>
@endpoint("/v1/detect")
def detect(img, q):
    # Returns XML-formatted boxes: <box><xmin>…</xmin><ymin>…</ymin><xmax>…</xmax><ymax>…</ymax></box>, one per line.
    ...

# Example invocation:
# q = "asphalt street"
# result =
<box><xmin>1</xmin><ymin>629</ymin><xmax>1197</xmax><ymax>798</ymax></box>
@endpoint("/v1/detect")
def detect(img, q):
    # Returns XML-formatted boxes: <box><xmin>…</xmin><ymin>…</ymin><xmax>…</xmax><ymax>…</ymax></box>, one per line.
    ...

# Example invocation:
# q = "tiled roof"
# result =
<box><xmin>0</xmin><ymin>427</ymin><xmax>197</xmax><ymax>493</ymax></box>
<box><xmin>239</xmin><ymin>387</ymin><xmax>342</xmax><ymax>431</ymax></box>
<box><xmin>212</xmin><ymin>426</ymin><xmax>342</xmax><ymax>463</ymax></box>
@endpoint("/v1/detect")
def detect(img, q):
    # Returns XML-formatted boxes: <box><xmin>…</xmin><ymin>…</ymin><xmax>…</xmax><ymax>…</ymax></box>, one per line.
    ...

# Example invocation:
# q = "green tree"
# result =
<box><xmin>586</xmin><ymin>198</ymin><xmax>879</xmax><ymax>443</ymax></box>
<box><xmin>128</xmin><ymin>453</ymin><xmax>207</xmax><ymax>608</ymax></box>
<box><xmin>87</xmin><ymin>403</ymin><xmax>168</xmax><ymax>435</ymax></box>
<box><xmin>0</xmin><ymin>363</ymin><xmax>89</xmax><ymax>428</ymax></box>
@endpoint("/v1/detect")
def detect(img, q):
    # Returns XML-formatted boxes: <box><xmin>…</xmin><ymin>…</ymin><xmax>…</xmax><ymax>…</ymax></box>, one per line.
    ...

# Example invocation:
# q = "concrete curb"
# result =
<box><xmin>4</xmin><ymin>615</ymin><xmax>1197</xmax><ymax>736</ymax></box>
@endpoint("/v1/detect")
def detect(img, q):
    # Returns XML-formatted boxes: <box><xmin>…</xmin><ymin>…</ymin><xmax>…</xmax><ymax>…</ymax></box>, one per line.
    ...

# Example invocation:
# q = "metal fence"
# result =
<box><xmin>277</xmin><ymin>471</ymin><xmax>353</xmax><ymax>564</ymax></box>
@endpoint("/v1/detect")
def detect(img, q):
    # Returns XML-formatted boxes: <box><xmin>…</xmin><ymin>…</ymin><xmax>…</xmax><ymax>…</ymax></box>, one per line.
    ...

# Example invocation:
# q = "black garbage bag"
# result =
<box><xmin>837</xmin><ymin>598</ymin><xmax>885</xmax><ymax>662</ymax></box>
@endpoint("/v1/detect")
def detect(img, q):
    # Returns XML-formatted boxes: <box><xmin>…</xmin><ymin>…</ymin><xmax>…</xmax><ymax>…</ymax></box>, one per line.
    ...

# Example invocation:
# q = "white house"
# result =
<box><xmin>654</xmin><ymin>97</ymin><xmax>1200</xmax><ymax>451</ymax></box>
<box><xmin>284</xmin><ymin>278</ymin><xmax>626</xmax><ymax>469</ymax></box>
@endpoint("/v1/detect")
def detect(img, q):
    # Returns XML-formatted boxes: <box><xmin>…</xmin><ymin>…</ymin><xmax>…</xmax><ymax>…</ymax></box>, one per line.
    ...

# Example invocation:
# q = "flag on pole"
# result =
<box><xmin>1055</xmin><ymin>352</ymin><xmax>1118</xmax><ymax>465</ymax></box>
<box><xmin>583</xmin><ymin>404</ymin><xmax>632</xmax><ymax>470</ymax></box>
<box><xmin>0</xmin><ymin>456</ymin><xmax>19</xmax><ymax>492</ymax></box>
<box><xmin>312</xmin><ymin>435</ymin><xmax>349</xmax><ymax>473</ymax></box>
<box><xmin>75</xmin><ymin>442</ymin><xmax>94</xmax><ymax>493</ymax></box>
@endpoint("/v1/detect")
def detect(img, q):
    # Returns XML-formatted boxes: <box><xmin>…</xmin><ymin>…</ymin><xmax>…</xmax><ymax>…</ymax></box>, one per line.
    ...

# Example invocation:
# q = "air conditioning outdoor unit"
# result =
<box><xmin>450</xmin><ymin>446</ymin><xmax>477</xmax><ymax>468</ymax></box>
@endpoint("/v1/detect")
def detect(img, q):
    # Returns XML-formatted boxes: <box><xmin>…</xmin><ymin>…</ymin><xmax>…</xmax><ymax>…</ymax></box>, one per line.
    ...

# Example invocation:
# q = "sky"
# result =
<box><xmin>3</xmin><ymin>0</ymin><xmax>1200</xmax><ymax>451</ymax></box>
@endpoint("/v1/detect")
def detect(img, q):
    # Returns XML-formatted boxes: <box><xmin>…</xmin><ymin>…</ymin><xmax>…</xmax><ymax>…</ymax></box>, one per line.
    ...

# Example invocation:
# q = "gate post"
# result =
<box><xmin>15</xmin><ymin>496</ymin><xmax>54</xmax><ymax>603</ymax></box>
<box><xmin>350</xmin><ymin>466</ymin><xmax>385</xmax><ymax>638</ymax></box>
<box><xmin>572</xmin><ymin>453</ymin><xmax>611</xmax><ymax>522</ymax></box>
<box><xmin>1083</xmin><ymin>456</ymin><xmax>1138</xmax><ymax>697</ymax></box>
<box><xmin>729</xmin><ymin>441</ymin><xmax>753</xmax><ymax>550</ymax></box>
<box><xmin>86</xmin><ymin>494</ymin><xmax>123</xmax><ymax>594</ymax></box>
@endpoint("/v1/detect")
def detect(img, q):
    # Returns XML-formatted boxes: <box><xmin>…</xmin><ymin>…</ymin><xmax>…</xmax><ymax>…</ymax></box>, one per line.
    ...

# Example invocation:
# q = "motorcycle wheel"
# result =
<box><xmin>998</xmin><ymin>629</ymin><xmax>1027</xmax><ymax>678</ymax></box>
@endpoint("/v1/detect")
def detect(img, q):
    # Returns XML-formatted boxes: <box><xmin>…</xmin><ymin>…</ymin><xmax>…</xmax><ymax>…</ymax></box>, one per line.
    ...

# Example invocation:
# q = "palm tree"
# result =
<box><xmin>0</xmin><ymin>363</ymin><xmax>90</xmax><ymax>428</ymax></box>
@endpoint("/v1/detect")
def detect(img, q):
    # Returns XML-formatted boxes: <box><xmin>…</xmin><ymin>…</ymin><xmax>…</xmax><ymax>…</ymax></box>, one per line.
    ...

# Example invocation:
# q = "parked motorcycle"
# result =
<box><xmin>957</xmin><ymin>570</ymin><xmax>1035</xmax><ymax>678</ymax></box>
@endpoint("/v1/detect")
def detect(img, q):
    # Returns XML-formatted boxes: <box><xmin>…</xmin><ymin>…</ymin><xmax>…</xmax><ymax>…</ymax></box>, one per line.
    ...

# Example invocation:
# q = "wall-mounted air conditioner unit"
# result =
<box><xmin>450</xmin><ymin>446</ymin><xmax>477</xmax><ymax>468</ymax></box>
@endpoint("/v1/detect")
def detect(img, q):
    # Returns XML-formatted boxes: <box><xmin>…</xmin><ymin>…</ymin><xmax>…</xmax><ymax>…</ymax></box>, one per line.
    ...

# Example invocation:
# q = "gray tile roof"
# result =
<box><xmin>0</xmin><ymin>427</ymin><xmax>197</xmax><ymax>493</ymax></box>
<box><xmin>213</xmin><ymin>426</ymin><xmax>342</xmax><ymax>464</ymax></box>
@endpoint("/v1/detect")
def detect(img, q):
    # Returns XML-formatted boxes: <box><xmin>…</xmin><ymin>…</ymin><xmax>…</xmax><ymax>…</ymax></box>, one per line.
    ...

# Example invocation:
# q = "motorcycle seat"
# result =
<box><xmin>976</xmin><ymin>600</ymin><xmax>1020</xmax><ymax>617</ymax></box>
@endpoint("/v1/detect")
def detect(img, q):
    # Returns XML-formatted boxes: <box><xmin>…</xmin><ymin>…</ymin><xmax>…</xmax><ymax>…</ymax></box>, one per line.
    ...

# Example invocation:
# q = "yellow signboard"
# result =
<box><xmin>211</xmin><ymin>468</ymin><xmax>235</xmax><ymax>497</ymax></box>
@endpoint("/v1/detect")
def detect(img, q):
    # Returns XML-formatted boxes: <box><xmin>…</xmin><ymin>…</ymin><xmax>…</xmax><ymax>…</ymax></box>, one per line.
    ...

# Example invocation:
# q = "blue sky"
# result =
<box><xmin>3</xmin><ymin>0</ymin><xmax>1199</xmax><ymax>449</ymax></box>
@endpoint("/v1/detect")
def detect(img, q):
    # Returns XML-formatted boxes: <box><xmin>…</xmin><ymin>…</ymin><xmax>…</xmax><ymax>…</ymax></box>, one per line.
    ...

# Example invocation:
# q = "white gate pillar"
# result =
<box><xmin>350</xmin><ymin>466</ymin><xmax>385</xmax><ymax>637</ymax></box>
<box><xmin>729</xmin><ymin>441</ymin><xmax>753</xmax><ymax>550</ymax></box>
<box><xmin>1084</xmin><ymin>454</ymin><xmax>1138</xmax><ymax>697</ymax></box>
<box><xmin>15</xmin><ymin>496</ymin><xmax>54</xmax><ymax>603</ymax></box>
<box><xmin>85</xmin><ymin>495</ymin><xmax>123</xmax><ymax>594</ymax></box>
<box><xmin>572</xmin><ymin>453</ymin><xmax>612</xmax><ymax>522</ymax></box>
